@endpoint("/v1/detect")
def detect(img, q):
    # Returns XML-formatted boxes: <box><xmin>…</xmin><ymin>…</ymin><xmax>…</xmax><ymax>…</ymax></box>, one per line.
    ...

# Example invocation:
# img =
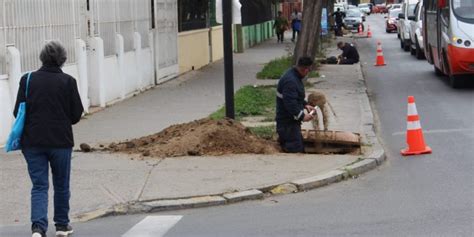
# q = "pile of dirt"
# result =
<box><xmin>105</xmin><ymin>118</ymin><xmax>280</xmax><ymax>158</ymax></box>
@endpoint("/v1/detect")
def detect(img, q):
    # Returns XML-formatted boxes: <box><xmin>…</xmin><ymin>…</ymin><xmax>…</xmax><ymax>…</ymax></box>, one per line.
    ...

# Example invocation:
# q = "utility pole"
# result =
<box><xmin>222</xmin><ymin>0</ymin><xmax>235</xmax><ymax>119</ymax></box>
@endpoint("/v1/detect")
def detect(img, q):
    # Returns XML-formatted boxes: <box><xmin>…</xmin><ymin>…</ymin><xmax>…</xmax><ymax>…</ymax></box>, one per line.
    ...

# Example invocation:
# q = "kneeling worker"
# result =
<box><xmin>276</xmin><ymin>57</ymin><xmax>316</xmax><ymax>153</ymax></box>
<box><xmin>337</xmin><ymin>41</ymin><xmax>360</xmax><ymax>65</ymax></box>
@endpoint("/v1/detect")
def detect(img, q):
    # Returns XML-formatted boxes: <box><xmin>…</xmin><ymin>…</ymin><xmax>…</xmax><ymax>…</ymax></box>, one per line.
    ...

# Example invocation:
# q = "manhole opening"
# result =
<box><xmin>302</xmin><ymin>129</ymin><xmax>362</xmax><ymax>155</ymax></box>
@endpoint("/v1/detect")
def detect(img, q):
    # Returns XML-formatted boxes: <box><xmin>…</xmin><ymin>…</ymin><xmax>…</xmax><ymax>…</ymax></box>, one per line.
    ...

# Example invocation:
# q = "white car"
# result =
<box><xmin>409</xmin><ymin>0</ymin><xmax>425</xmax><ymax>59</ymax></box>
<box><xmin>347</xmin><ymin>5</ymin><xmax>358</xmax><ymax>11</ymax></box>
<box><xmin>389</xmin><ymin>4</ymin><xmax>402</xmax><ymax>10</ymax></box>
<box><xmin>358</xmin><ymin>3</ymin><xmax>371</xmax><ymax>15</ymax></box>
<box><xmin>398</xmin><ymin>0</ymin><xmax>418</xmax><ymax>52</ymax></box>
<box><xmin>343</xmin><ymin>9</ymin><xmax>364</xmax><ymax>31</ymax></box>
<box><xmin>334</xmin><ymin>3</ymin><xmax>346</xmax><ymax>13</ymax></box>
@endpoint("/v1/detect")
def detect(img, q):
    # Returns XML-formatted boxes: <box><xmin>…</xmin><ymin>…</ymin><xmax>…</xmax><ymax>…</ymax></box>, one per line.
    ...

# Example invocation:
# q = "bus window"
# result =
<box><xmin>453</xmin><ymin>0</ymin><xmax>474</xmax><ymax>21</ymax></box>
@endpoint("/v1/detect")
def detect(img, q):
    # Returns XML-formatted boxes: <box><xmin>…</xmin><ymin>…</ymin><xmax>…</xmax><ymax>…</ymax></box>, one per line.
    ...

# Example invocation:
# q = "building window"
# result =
<box><xmin>178</xmin><ymin>0</ymin><xmax>209</xmax><ymax>32</ymax></box>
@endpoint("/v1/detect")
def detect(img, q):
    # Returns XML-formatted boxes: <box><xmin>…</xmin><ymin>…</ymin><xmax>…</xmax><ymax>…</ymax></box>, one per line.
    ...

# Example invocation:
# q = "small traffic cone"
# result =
<box><xmin>358</xmin><ymin>24</ymin><xmax>364</xmax><ymax>36</ymax></box>
<box><xmin>401</xmin><ymin>96</ymin><xmax>432</xmax><ymax>156</ymax></box>
<box><xmin>367</xmin><ymin>25</ymin><xmax>372</xmax><ymax>38</ymax></box>
<box><xmin>374</xmin><ymin>41</ymin><xmax>386</xmax><ymax>66</ymax></box>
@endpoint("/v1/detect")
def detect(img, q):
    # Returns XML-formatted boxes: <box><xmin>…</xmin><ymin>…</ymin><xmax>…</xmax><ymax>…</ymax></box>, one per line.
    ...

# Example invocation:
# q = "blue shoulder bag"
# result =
<box><xmin>5</xmin><ymin>72</ymin><xmax>32</xmax><ymax>152</ymax></box>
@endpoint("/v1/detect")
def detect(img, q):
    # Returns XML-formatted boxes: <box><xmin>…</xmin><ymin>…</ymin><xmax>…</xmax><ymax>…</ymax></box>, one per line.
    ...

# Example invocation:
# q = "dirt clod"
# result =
<box><xmin>110</xmin><ymin>118</ymin><xmax>279</xmax><ymax>158</ymax></box>
<box><xmin>80</xmin><ymin>143</ymin><xmax>92</xmax><ymax>152</ymax></box>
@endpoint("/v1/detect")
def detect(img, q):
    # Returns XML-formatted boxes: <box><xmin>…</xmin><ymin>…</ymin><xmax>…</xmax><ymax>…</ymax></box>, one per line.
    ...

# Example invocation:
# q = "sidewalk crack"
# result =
<box><xmin>135</xmin><ymin>158</ymin><xmax>164</xmax><ymax>202</ymax></box>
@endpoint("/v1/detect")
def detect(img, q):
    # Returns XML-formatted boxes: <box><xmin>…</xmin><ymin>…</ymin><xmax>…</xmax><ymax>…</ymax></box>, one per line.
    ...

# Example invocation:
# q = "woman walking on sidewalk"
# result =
<box><xmin>13</xmin><ymin>41</ymin><xmax>84</xmax><ymax>237</ymax></box>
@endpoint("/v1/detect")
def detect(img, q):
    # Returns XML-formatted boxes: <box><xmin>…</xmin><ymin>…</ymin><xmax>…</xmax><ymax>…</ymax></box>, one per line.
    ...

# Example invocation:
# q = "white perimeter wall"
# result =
<box><xmin>0</xmin><ymin>33</ymin><xmax>156</xmax><ymax>146</ymax></box>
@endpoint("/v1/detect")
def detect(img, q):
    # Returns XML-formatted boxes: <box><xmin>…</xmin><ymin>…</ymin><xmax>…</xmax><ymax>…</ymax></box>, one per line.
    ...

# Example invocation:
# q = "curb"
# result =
<box><xmin>72</xmin><ymin>52</ymin><xmax>386</xmax><ymax>223</ymax></box>
<box><xmin>72</xmin><ymin>147</ymin><xmax>386</xmax><ymax>223</ymax></box>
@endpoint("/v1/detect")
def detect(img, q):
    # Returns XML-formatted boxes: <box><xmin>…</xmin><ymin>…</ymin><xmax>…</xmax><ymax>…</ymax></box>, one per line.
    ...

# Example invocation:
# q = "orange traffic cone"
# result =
<box><xmin>367</xmin><ymin>25</ymin><xmax>372</xmax><ymax>38</ymax></box>
<box><xmin>374</xmin><ymin>41</ymin><xmax>386</xmax><ymax>66</ymax></box>
<box><xmin>358</xmin><ymin>24</ymin><xmax>364</xmax><ymax>36</ymax></box>
<box><xmin>401</xmin><ymin>96</ymin><xmax>432</xmax><ymax>156</ymax></box>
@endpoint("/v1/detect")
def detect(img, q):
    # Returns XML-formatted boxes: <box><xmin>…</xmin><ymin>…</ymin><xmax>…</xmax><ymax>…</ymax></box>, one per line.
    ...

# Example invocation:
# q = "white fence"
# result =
<box><xmin>0</xmin><ymin>0</ymin><xmax>180</xmax><ymax>145</ymax></box>
<box><xmin>0</xmin><ymin>0</ymin><xmax>83</xmax><ymax>73</ymax></box>
<box><xmin>0</xmin><ymin>0</ymin><xmax>154</xmax><ymax>71</ymax></box>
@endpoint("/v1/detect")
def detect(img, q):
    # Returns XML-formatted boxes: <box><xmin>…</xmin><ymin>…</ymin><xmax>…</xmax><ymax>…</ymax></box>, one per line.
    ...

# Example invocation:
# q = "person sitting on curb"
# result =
<box><xmin>337</xmin><ymin>41</ymin><xmax>360</xmax><ymax>65</ymax></box>
<box><xmin>275</xmin><ymin>57</ymin><xmax>316</xmax><ymax>153</ymax></box>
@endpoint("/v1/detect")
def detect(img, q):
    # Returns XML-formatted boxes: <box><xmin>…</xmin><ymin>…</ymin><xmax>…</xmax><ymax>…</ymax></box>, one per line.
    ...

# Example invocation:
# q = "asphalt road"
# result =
<box><xmin>2</xmin><ymin>14</ymin><xmax>473</xmax><ymax>237</ymax></box>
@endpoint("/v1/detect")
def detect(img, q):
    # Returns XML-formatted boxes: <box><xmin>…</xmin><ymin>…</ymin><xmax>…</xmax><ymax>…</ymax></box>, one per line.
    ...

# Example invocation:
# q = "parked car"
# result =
<box><xmin>389</xmin><ymin>4</ymin><xmax>402</xmax><ymax>10</ymax></box>
<box><xmin>343</xmin><ymin>9</ymin><xmax>364</xmax><ymax>32</ymax></box>
<box><xmin>409</xmin><ymin>0</ymin><xmax>425</xmax><ymax>59</ymax></box>
<box><xmin>347</xmin><ymin>5</ymin><xmax>358</xmax><ymax>10</ymax></box>
<box><xmin>398</xmin><ymin>0</ymin><xmax>418</xmax><ymax>51</ymax></box>
<box><xmin>376</xmin><ymin>4</ymin><xmax>388</xmax><ymax>14</ymax></box>
<box><xmin>358</xmin><ymin>3</ymin><xmax>371</xmax><ymax>15</ymax></box>
<box><xmin>386</xmin><ymin>8</ymin><xmax>402</xmax><ymax>33</ymax></box>
<box><xmin>361</xmin><ymin>12</ymin><xmax>367</xmax><ymax>22</ymax></box>
<box><xmin>334</xmin><ymin>3</ymin><xmax>346</xmax><ymax>13</ymax></box>
<box><xmin>368</xmin><ymin>3</ymin><xmax>374</xmax><ymax>13</ymax></box>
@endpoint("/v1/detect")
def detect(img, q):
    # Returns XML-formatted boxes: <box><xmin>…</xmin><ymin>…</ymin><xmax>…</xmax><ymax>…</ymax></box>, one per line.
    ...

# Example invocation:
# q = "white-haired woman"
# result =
<box><xmin>13</xmin><ymin>41</ymin><xmax>83</xmax><ymax>237</ymax></box>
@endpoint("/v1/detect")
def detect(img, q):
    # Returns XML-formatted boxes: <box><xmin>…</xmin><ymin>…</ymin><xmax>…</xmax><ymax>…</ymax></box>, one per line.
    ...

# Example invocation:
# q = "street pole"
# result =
<box><xmin>222</xmin><ymin>0</ymin><xmax>235</xmax><ymax>119</ymax></box>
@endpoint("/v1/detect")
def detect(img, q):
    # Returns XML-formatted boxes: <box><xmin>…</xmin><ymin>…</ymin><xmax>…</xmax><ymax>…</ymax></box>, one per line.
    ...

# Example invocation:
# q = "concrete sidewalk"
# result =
<box><xmin>0</xmin><ymin>38</ymin><xmax>384</xmax><ymax>227</ymax></box>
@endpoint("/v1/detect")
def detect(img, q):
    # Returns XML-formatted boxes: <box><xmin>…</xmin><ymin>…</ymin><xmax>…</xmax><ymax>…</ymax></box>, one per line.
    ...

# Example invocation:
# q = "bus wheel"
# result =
<box><xmin>449</xmin><ymin>75</ymin><xmax>464</xmax><ymax>88</ymax></box>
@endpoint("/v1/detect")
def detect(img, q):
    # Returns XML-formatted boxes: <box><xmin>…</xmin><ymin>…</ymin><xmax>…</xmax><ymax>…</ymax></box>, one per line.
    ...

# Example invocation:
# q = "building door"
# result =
<box><xmin>154</xmin><ymin>0</ymin><xmax>179</xmax><ymax>83</ymax></box>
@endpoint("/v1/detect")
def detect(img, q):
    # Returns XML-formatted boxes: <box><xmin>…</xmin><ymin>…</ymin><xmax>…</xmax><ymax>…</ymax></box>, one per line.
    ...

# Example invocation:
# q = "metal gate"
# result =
<box><xmin>89</xmin><ymin>0</ymin><xmax>151</xmax><ymax>56</ymax></box>
<box><xmin>155</xmin><ymin>0</ymin><xmax>179</xmax><ymax>80</ymax></box>
<box><xmin>0</xmin><ymin>0</ymin><xmax>86</xmax><ymax>73</ymax></box>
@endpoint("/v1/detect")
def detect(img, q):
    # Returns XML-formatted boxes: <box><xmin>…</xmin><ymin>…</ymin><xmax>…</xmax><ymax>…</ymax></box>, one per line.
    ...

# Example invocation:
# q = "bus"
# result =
<box><xmin>423</xmin><ymin>0</ymin><xmax>474</xmax><ymax>88</ymax></box>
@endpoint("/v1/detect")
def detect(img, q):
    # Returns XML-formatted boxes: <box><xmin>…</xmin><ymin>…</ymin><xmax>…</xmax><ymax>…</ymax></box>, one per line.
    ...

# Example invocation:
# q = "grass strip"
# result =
<box><xmin>257</xmin><ymin>56</ymin><xmax>319</xmax><ymax>80</ymax></box>
<box><xmin>249</xmin><ymin>125</ymin><xmax>276</xmax><ymax>140</ymax></box>
<box><xmin>210</xmin><ymin>85</ymin><xmax>276</xmax><ymax>120</ymax></box>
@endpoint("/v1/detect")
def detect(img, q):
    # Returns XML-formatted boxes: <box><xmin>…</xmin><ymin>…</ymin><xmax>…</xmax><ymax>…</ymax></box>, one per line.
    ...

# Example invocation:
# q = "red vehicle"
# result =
<box><xmin>376</xmin><ymin>4</ymin><xmax>388</xmax><ymax>14</ymax></box>
<box><xmin>386</xmin><ymin>8</ymin><xmax>402</xmax><ymax>33</ymax></box>
<box><xmin>423</xmin><ymin>0</ymin><xmax>474</xmax><ymax>88</ymax></box>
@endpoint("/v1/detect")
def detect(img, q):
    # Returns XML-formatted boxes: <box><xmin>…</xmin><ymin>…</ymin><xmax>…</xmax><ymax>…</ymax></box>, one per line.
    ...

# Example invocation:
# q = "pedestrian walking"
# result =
<box><xmin>337</xmin><ymin>41</ymin><xmax>360</xmax><ymax>64</ymax></box>
<box><xmin>273</xmin><ymin>11</ymin><xmax>289</xmax><ymax>43</ymax></box>
<box><xmin>13</xmin><ymin>41</ymin><xmax>84</xmax><ymax>237</ymax></box>
<box><xmin>291</xmin><ymin>10</ymin><xmax>302</xmax><ymax>42</ymax></box>
<box><xmin>275</xmin><ymin>57</ymin><xmax>316</xmax><ymax>153</ymax></box>
<box><xmin>331</xmin><ymin>8</ymin><xmax>346</xmax><ymax>37</ymax></box>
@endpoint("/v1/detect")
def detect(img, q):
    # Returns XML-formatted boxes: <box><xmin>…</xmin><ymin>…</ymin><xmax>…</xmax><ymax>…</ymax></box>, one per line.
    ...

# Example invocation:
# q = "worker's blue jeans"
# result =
<box><xmin>22</xmin><ymin>147</ymin><xmax>72</xmax><ymax>232</ymax></box>
<box><xmin>277</xmin><ymin>122</ymin><xmax>304</xmax><ymax>153</ymax></box>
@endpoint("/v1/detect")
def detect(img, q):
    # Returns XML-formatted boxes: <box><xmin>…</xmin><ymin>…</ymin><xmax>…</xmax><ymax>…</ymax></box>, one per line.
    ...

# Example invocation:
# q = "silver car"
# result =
<box><xmin>343</xmin><ymin>9</ymin><xmax>364</xmax><ymax>31</ymax></box>
<box><xmin>358</xmin><ymin>3</ymin><xmax>371</xmax><ymax>15</ymax></box>
<box><xmin>409</xmin><ymin>0</ymin><xmax>425</xmax><ymax>59</ymax></box>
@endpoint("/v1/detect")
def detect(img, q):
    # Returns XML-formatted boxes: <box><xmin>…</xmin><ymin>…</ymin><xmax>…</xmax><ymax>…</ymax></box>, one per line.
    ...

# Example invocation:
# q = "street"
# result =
<box><xmin>1</xmin><ymin>14</ymin><xmax>473</xmax><ymax>237</ymax></box>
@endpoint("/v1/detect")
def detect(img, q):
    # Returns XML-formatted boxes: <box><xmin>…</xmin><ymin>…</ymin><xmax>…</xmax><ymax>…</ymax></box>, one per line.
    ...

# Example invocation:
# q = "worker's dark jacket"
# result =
<box><xmin>13</xmin><ymin>66</ymin><xmax>84</xmax><ymax>148</ymax></box>
<box><xmin>276</xmin><ymin>67</ymin><xmax>307</xmax><ymax>124</ymax></box>
<box><xmin>332</xmin><ymin>11</ymin><xmax>345</xmax><ymax>24</ymax></box>
<box><xmin>341</xmin><ymin>43</ymin><xmax>360</xmax><ymax>63</ymax></box>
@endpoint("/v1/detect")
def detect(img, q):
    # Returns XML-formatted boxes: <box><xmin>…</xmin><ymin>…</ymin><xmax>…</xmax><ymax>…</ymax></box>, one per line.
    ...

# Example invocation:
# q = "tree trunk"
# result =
<box><xmin>328</xmin><ymin>0</ymin><xmax>335</xmax><ymax>32</ymax></box>
<box><xmin>293</xmin><ymin>0</ymin><xmax>324</xmax><ymax>64</ymax></box>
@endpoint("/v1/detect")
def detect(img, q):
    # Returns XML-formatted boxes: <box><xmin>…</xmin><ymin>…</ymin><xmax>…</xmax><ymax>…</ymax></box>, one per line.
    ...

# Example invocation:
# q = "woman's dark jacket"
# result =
<box><xmin>13</xmin><ymin>66</ymin><xmax>84</xmax><ymax>148</ymax></box>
